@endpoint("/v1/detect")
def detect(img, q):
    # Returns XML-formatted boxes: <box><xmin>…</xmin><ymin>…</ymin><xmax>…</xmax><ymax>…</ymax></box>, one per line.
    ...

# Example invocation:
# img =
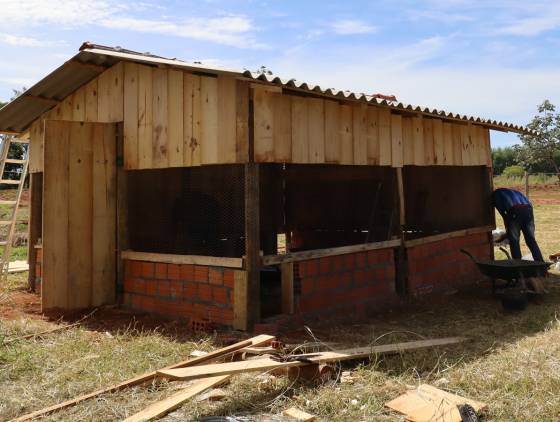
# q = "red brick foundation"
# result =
<box><xmin>293</xmin><ymin>248</ymin><xmax>399</xmax><ymax>320</ymax></box>
<box><xmin>123</xmin><ymin>260</ymin><xmax>235</xmax><ymax>327</ymax></box>
<box><xmin>406</xmin><ymin>232</ymin><xmax>492</xmax><ymax>296</ymax></box>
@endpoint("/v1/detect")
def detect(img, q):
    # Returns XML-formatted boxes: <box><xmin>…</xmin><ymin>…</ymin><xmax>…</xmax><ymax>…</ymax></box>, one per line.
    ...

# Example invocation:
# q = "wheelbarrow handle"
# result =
<box><xmin>460</xmin><ymin>249</ymin><xmax>477</xmax><ymax>263</ymax></box>
<box><xmin>499</xmin><ymin>246</ymin><xmax>512</xmax><ymax>260</ymax></box>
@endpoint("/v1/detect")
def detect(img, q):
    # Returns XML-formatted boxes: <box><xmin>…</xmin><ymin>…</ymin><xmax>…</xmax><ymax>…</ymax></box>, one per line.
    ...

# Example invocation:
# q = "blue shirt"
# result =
<box><xmin>493</xmin><ymin>188</ymin><xmax>531</xmax><ymax>217</ymax></box>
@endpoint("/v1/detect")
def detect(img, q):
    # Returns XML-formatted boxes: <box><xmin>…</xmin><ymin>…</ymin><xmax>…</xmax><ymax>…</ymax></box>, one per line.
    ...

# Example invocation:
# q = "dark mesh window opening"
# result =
<box><xmin>403</xmin><ymin>166</ymin><xmax>493</xmax><ymax>239</ymax></box>
<box><xmin>260</xmin><ymin>164</ymin><xmax>400</xmax><ymax>255</ymax></box>
<box><xmin>127</xmin><ymin>165</ymin><xmax>245</xmax><ymax>257</ymax></box>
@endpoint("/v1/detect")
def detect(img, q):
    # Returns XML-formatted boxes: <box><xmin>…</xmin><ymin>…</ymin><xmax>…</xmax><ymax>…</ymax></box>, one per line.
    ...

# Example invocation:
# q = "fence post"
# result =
<box><xmin>524</xmin><ymin>171</ymin><xmax>530</xmax><ymax>198</ymax></box>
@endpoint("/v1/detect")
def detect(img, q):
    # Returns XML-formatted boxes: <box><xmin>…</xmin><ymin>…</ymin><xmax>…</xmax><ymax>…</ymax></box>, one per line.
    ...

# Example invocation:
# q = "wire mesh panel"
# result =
<box><xmin>128</xmin><ymin>165</ymin><xmax>245</xmax><ymax>257</ymax></box>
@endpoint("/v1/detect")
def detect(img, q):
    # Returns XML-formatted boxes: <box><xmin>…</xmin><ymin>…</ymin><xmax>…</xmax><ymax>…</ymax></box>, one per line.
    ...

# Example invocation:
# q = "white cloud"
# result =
<box><xmin>499</xmin><ymin>15</ymin><xmax>560</xmax><ymax>36</ymax></box>
<box><xmin>0</xmin><ymin>0</ymin><xmax>261</xmax><ymax>48</ymax></box>
<box><xmin>332</xmin><ymin>19</ymin><xmax>376</xmax><ymax>35</ymax></box>
<box><xmin>0</xmin><ymin>33</ymin><xmax>51</xmax><ymax>47</ymax></box>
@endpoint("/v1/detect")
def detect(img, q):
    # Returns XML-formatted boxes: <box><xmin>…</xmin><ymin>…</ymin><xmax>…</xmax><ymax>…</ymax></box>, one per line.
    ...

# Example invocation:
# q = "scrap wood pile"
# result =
<box><xmin>11</xmin><ymin>334</ymin><xmax>468</xmax><ymax>422</ymax></box>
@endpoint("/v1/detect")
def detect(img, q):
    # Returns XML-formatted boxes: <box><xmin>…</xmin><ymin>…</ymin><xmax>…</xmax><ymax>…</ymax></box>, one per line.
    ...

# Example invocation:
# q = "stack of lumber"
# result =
<box><xmin>12</xmin><ymin>335</ymin><xmax>466</xmax><ymax>421</ymax></box>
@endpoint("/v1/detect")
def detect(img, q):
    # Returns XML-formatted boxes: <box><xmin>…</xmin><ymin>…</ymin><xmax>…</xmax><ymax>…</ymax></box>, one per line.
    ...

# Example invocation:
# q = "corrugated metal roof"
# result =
<box><xmin>0</xmin><ymin>43</ymin><xmax>533</xmax><ymax>135</ymax></box>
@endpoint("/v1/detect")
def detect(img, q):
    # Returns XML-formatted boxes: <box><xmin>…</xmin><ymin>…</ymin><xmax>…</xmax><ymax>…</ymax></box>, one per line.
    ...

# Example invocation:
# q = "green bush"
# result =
<box><xmin>502</xmin><ymin>165</ymin><xmax>525</xmax><ymax>177</ymax></box>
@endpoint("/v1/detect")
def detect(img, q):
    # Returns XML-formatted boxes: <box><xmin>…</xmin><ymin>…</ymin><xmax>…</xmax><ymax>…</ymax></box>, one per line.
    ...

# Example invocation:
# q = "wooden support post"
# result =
<box><xmin>27</xmin><ymin>173</ymin><xmax>43</xmax><ymax>291</ymax></box>
<box><xmin>244</xmin><ymin>94</ymin><xmax>260</xmax><ymax>330</ymax></box>
<box><xmin>281</xmin><ymin>261</ymin><xmax>294</xmax><ymax>314</ymax></box>
<box><xmin>244</xmin><ymin>162</ymin><xmax>261</xmax><ymax>330</ymax></box>
<box><xmin>116</xmin><ymin>123</ymin><xmax>128</xmax><ymax>298</ymax></box>
<box><xmin>395</xmin><ymin>167</ymin><xmax>407</xmax><ymax>296</ymax></box>
<box><xmin>524</xmin><ymin>170</ymin><xmax>530</xmax><ymax>199</ymax></box>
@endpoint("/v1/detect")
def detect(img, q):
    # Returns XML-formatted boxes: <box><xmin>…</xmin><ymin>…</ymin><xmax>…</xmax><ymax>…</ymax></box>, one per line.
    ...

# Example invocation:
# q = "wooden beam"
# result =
<box><xmin>244</xmin><ymin>162</ymin><xmax>261</xmax><ymax>329</ymax></box>
<box><xmin>158</xmin><ymin>337</ymin><xmax>466</xmax><ymax>381</ymax></box>
<box><xmin>27</xmin><ymin>173</ymin><xmax>42</xmax><ymax>292</ymax></box>
<box><xmin>120</xmin><ymin>250</ymin><xmax>243</xmax><ymax>269</ymax></box>
<box><xmin>122</xmin><ymin>376</ymin><xmax>231</xmax><ymax>422</ymax></box>
<box><xmin>11</xmin><ymin>335</ymin><xmax>274</xmax><ymax>421</ymax></box>
<box><xmin>281</xmin><ymin>262</ymin><xmax>294</xmax><ymax>314</ymax></box>
<box><xmin>26</xmin><ymin>95</ymin><xmax>59</xmax><ymax>106</ymax></box>
<box><xmin>404</xmin><ymin>225</ymin><xmax>495</xmax><ymax>248</ymax></box>
<box><xmin>116</xmin><ymin>123</ymin><xmax>129</xmax><ymax>297</ymax></box>
<box><xmin>262</xmin><ymin>239</ymin><xmax>402</xmax><ymax>266</ymax></box>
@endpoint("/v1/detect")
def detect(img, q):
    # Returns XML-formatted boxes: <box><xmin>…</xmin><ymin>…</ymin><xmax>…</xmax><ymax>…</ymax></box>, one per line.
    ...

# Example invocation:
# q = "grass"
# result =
<box><xmin>493</xmin><ymin>173</ymin><xmax>559</xmax><ymax>187</ymax></box>
<box><xmin>2</xmin><ymin>185</ymin><xmax>560</xmax><ymax>420</ymax></box>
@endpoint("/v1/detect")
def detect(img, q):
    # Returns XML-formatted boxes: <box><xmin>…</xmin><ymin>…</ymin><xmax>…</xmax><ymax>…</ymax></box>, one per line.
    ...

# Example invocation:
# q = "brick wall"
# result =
<box><xmin>407</xmin><ymin>232</ymin><xmax>492</xmax><ymax>296</ymax></box>
<box><xmin>294</xmin><ymin>248</ymin><xmax>399</xmax><ymax>320</ymax></box>
<box><xmin>123</xmin><ymin>260</ymin><xmax>235</xmax><ymax>327</ymax></box>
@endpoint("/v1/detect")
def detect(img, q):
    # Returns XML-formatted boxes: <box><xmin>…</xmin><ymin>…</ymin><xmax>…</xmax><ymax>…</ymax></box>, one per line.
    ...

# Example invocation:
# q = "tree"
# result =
<box><xmin>516</xmin><ymin>100</ymin><xmax>560</xmax><ymax>183</ymax></box>
<box><xmin>491</xmin><ymin>146</ymin><xmax>517</xmax><ymax>174</ymax></box>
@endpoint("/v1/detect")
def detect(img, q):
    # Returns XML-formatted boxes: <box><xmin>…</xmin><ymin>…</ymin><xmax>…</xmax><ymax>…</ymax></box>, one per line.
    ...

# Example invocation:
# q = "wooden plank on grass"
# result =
<box><xmin>123</xmin><ymin>62</ymin><xmax>139</xmax><ymax>169</ymax></box>
<box><xmin>159</xmin><ymin>337</ymin><xmax>466</xmax><ymax>381</ymax></box>
<box><xmin>11</xmin><ymin>335</ymin><xmax>274</xmax><ymax>422</ymax></box>
<box><xmin>168</xmin><ymin>69</ymin><xmax>184</xmax><ymax>167</ymax></box>
<box><xmin>123</xmin><ymin>376</ymin><xmax>231</xmax><ymax>422</ymax></box>
<box><xmin>283</xmin><ymin>407</ymin><xmax>317</xmax><ymax>422</ymax></box>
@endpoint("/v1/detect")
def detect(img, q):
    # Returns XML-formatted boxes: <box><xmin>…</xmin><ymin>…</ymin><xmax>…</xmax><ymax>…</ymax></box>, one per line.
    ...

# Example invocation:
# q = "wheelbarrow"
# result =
<box><xmin>461</xmin><ymin>248</ymin><xmax>552</xmax><ymax>310</ymax></box>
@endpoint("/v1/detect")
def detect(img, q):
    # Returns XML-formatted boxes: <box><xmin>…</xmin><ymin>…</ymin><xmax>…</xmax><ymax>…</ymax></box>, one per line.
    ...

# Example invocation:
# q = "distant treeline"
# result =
<box><xmin>492</xmin><ymin>146</ymin><xmax>560</xmax><ymax>175</ymax></box>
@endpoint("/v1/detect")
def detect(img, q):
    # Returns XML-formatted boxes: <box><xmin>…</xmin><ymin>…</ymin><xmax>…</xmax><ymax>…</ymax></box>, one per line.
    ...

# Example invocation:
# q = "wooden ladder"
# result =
<box><xmin>0</xmin><ymin>135</ymin><xmax>29</xmax><ymax>282</ymax></box>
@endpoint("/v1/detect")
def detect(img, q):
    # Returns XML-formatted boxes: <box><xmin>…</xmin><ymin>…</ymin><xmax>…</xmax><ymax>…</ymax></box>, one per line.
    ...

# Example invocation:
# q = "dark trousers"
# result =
<box><xmin>504</xmin><ymin>206</ymin><xmax>544</xmax><ymax>262</ymax></box>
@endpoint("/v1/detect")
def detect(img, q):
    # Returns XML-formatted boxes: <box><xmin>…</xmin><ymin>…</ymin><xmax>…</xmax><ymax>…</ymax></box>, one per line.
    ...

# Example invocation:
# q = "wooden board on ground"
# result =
<box><xmin>158</xmin><ymin>337</ymin><xmax>466</xmax><ymax>381</ymax></box>
<box><xmin>283</xmin><ymin>407</ymin><xmax>317</xmax><ymax>422</ymax></box>
<box><xmin>123</xmin><ymin>376</ymin><xmax>231</xmax><ymax>422</ymax></box>
<box><xmin>385</xmin><ymin>384</ymin><xmax>487</xmax><ymax>422</ymax></box>
<box><xmin>12</xmin><ymin>335</ymin><xmax>274</xmax><ymax>421</ymax></box>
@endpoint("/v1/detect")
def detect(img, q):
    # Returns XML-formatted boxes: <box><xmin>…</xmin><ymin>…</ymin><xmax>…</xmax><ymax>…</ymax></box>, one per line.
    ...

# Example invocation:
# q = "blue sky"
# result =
<box><xmin>1</xmin><ymin>0</ymin><xmax>559</xmax><ymax>147</ymax></box>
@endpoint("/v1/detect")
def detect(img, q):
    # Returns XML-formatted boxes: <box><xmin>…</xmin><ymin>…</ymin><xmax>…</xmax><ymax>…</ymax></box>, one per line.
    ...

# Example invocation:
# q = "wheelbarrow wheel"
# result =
<box><xmin>501</xmin><ymin>288</ymin><xmax>529</xmax><ymax>311</ymax></box>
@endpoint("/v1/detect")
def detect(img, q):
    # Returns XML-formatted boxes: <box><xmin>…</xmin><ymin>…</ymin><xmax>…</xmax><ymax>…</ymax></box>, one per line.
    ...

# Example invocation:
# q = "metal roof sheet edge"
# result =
<box><xmin>0</xmin><ymin>43</ymin><xmax>534</xmax><ymax>135</ymax></box>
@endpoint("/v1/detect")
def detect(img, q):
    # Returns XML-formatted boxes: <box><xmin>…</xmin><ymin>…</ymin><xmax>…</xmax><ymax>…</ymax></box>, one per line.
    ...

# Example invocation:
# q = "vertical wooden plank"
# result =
<box><xmin>28</xmin><ymin>120</ymin><xmax>41</xmax><ymax>173</ymax></box>
<box><xmin>217</xmin><ymin>75</ymin><xmax>237</xmax><ymax>163</ymax></box>
<box><xmin>55</xmin><ymin>96</ymin><xmax>73</xmax><ymax>120</ymax></box>
<box><xmin>183</xmin><ymin>74</ymin><xmax>201</xmax><ymax>166</ymax></box>
<box><xmin>200</xmin><ymin>76</ymin><xmax>219</xmax><ymax>164</ymax></box>
<box><xmin>366</xmin><ymin>107</ymin><xmax>379</xmax><ymax>165</ymax></box>
<box><xmin>235</xmin><ymin>80</ymin><xmax>249</xmax><ymax>163</ymax></box>
<box><xmin>68</xmin><ymin>122</ymin><xmax>93</xmax><ymax>309</ymax></box>
<box><xmin>72</xmin><ymin>89</ymin><xmax>86</xmax><ymax>121</ymax></box>
<box><xmin>402</xmin><ymin>117</ymin><xmax>414</xmax><ymax>165</ymax></box>
<box><xmin>116</xmin><ymin>123</ymin><xmax>128</xmax><ymax>301</ymax></box>
<box><xmin>281</xmin><ymin>262</ymin><xmax>294</xmax><ymax>314</ymax></box>
<box><xmin>152</xmin><ymin>68</ymin><xmax>169</xmax><ymax>168</ymax></box>
<box><xmin>451</xmin><ymin>124</ymin><xmax>463</xmax><ymax>166</ymax></box>
<box><xmin>339</xmin><ymin>104</ymin><xmax>353</xmax><ymax>164</ymax></box>
<box><xmin>378</xmin><ymin>108</ymin><xmax>392</xmax><ymax>166</ymax></box>
<box><xmin>42</xmin><ymin>121</ymin><xmax>69</xmax><ymax>309</ymax></box>
<box><xmin>291</xmin><ymin>97</ymin><xmax>309</xmax><ymax>163</ymax></box>
<box><xmin>483</xmin><ymin>128</ymin><xmax>492</xmax><ymax>167</ymax></box>
<box><xmin>27</xmin><ymin>174</ymin><xmax>43</xmax><ymax>291</ymax></box>
<box><xmin>308</xmin><ymin>98</ymin><xmax>325</xmax><ymax>163</ymax></box>
<box><xmin>476</xmin><ymin>125</ymin><xmax>486</xmax><ymax>165</ymax></box>
<box><xmin>461</xmin><ymin>124</ymin><xmax>471</xmax><ymax>166</ymax></box>
<box><xmin>391</xmin><ymin>114</ymin><xmax>403</xmax><ymax>167</ymax></box>
<box><xmin>92</xmin><ymin>123</ymin><xmax>117</xmax><ymax>306</ymax></box>
<box><xmin>233</xmin><ymin>270</ymin><xmax>248</xmax><ymax>330</ymax></box>
<box><xmin>84</xmin><ymin>79</ymin><xmax>99</xmax><ymax>122</ymax></box>
<box><xmin>253</xmin><ymin>87</ymin><xmax>274</xmax><ymax>162</ymax></box>
<box><xmin>97</xmin><ymin>62</ymin><xmax>124</xmax><ymax>122</ymax></box>
<box><xmin>138</xmin><ymin>65</ymin><xmax>153</xmax><ymax>169</ymax></box>
<box><xmin>396</xmin><ymin>167</ymin><xmax>405</xmax><ymax>226</ymax></box>
<box><xmin>324</xmin><ymin>100</ymin><xmax>340</xmax><ymax>164</ymax></box>
<box><xmin>123</xmin><ymin>62</ymin><xmax>139</xmax><ymax>169</ymax></box>
<box><xmin>167</xmin><ymin>69</ymin><xmax>184</xmax><ymax>167</ymax></box>
<box><xmin>423</xmin><ymin>119</ymin><xmax>434</xmax><ymax>165</ymax></box>
<box><xmin>432</xmin><ymin>119</ymin><xmax>444</xmax><ymax>165</ymax></box>
<box><xmin>412</xmin><ymin>117</ymin><xmax>425</xmax><ymax>166</ymax></box>
<box><xmin>352</xmin><ymin>104</ymin><xmax>367</xmax><ymax>165</ymax></box>
<box><xmin>442</xmin><ymin>122</ymin><xmax>453</xmax><ymax>166</ymax></box>
<box><xmin>273</xmin><ymin>94</ymin><xmax>292</xmax><ymax>162</ymax></box>
<box><xmin>244</xmin><ymin>163</ymin><xmax>260</xmax><ymax>329</ymax></box>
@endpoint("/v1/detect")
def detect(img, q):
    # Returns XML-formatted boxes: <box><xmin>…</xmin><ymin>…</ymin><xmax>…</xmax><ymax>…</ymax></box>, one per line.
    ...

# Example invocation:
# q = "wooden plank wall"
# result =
<box><xmin>42</xmin><ymin>120</ymin><xmax>116</xmax><ymax>310</ymax></box>
<box><xmin>28</xmin><ymin>62</ymin><xmax>247</xmax><ymax>172</ymax></box>
<box><xmin>252</xmin><ymin>87</ymin><xmax>492</xmax><ymax>168</ymax></box>
<box><xmin>27</xmin><ymin>61</ymin><xmax>491</xmax><ymax>173</ymax></box>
